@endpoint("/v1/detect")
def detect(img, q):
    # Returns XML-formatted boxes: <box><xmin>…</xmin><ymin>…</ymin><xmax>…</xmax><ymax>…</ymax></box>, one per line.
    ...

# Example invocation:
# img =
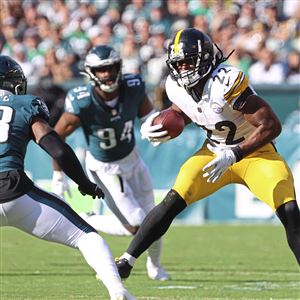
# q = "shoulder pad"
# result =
<box><xmin>68</xmin><ymin>85</ymin><xmax>91</xmax><ymax>100</ymax></box>
<box><xmin>211</xmin><ymin>65</ymin><xmax>250</xmax><ymax>104</ymax></box>
<box><xmin>65</xmin><ymin>85</ymin><xmax>91</xmax><ymax>114</ymax></box>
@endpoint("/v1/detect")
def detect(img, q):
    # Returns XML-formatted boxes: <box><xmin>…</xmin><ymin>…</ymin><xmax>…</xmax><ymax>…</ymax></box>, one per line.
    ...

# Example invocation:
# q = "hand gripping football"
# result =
<box><xmin>152</xmin><ymin>108</ymin><xmax>185</xmax><ymax>139</ymax></box>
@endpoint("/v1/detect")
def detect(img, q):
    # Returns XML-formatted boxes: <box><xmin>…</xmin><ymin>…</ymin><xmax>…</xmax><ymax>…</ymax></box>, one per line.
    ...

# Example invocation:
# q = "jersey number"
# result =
<box><xmin>0</xmin><ymin>106</ymin><xmax>14</xmax><ymax>143</ymax></box>
<box><xmin>97</xmin><ymin>120</ymin><xmax>133</xmax><ymax>149</ymax></box>
<box><xmin>202</xmin><ymin>120</ymin><xmax>244</xmax><ymax>145</ymax></box>
<box><xmin>124</xmin><ymin>74</ymin><xmax>141</xmax><ymax>87</ymax></box>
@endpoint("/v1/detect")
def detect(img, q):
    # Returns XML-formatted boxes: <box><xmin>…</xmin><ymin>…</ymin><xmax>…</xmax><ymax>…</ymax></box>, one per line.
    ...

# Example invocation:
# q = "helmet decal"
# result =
<box><xmin>173</xmin><ymin>29</ymin><xmax>184</xmax><ymax>54</ymax></box>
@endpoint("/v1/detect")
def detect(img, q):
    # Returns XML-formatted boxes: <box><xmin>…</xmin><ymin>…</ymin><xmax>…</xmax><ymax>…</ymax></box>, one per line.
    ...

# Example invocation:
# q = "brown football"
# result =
<box><xmin>152</xmin><ymin>108</ymin><xmax>185</xmax><ymax>139</ymax></box>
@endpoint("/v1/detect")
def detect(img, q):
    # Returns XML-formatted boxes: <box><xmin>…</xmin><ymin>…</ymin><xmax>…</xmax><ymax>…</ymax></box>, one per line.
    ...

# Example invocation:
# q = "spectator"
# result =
<box><xmin>120</xmin><ymin>35</ymin><xmax>141</xmax><ymax>74</ymax></box>
<box><xmin>1</xmin><ymin>16</ymin><xmax>20</xmax><ymax>56</ymax></box>
<box><xmin>11</xmin><ymin>43</ymin><xmax>38</xmax><ymax>84</ymax></box>
<box><xmin>248</xmin><ymin>47</ymin><xmax>285</xmax><ymax>84</ymax></box>
<box><xmin>285</xmin><ymin>50</ymin><xmax>300</xmax><ymax>84</ymax></box>
<box><xmin>1</xmin><ymin>0</ymin><xmax>298</xmax><ymax>89</ymax></box>
<box><xmin>22</xmin><ymin>27</ymin><xmax>45</xmax><ymax>71</ymax></box>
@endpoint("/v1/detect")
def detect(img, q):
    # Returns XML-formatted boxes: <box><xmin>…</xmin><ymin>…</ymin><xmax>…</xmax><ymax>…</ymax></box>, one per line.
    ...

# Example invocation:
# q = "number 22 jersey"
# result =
<box><xmin>165</xmin><ymin>64</ymin><xmax>257</xmax><ymax>148</ymax></box>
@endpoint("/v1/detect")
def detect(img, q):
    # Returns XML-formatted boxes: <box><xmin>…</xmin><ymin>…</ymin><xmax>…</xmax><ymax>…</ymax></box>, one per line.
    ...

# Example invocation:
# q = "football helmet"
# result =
<box><xmin>166</xmin><ymin>28</ymin><xmax>215</xmax><ymax>89</ymax></box>
<box><xmin>0</xmin><ymin>55</ymin><xmax>27</xmax><ymax>95</ymax></box>
<box><xmin>84</xmin><ymin>45</ymin><xmax>122</xmax><ymax>93</ymax></box>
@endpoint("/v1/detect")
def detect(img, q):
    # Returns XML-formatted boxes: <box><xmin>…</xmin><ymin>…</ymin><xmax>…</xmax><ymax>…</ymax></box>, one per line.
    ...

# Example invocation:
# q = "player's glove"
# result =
<box><xmin>203</xmin><ymin>144</ymin><xmax>243</xmax><ymax>183</ymax></box>
<box><xmin>78</xmin><ymin>181</ymin><xmax>105</xmax><ymax>199</ymax></box>
<box><xmin>51</xmin><ymin>170</ymin><xmax>72</xmax><ymax>198</ymax></box>
<box><xmin>140</xmin><ymin>112</ymin><xmax>171</xmax><ymax>147</ymax></box>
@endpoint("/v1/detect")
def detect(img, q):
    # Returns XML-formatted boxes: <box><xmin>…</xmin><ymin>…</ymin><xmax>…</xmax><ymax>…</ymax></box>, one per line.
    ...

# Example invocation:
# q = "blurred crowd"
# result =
<box><xmin>1</xmin><ymin>0</ymin><xmax>299</xmax><ymax>103</ymax></box>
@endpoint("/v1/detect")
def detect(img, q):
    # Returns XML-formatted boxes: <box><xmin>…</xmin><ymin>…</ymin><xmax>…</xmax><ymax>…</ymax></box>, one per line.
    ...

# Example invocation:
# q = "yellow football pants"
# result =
<box><xmin>173</xmin><ymin>141</ymin><xmax>296</xmax><ymax>210</ymax></box>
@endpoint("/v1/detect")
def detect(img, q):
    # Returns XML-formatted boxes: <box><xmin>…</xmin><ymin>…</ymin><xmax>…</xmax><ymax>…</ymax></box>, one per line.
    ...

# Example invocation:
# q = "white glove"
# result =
<box><xmin>140</xmin><ymin>112</ymin><xmax>171</xmax><ymax>147</ymax></box>
<box><xmin>203</xmin><ymin>144</ymin><xmax>237</xmax><ymax>183</ymax></box>
<box><xmin>51</xmin><ymin>171</ymin><xmax>72</xmax><ymax>198</ymax></box>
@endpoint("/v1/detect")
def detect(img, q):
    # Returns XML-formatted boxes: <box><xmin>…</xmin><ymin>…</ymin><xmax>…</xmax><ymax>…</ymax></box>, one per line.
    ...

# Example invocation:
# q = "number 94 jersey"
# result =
<box><xmin>166</xmin><ymin>64</ymin><xmax>257</xmax><ymax>148</ymax></box>
<box><xmin>64</xmin><ymin>74</ymin><xmax>146</xmax><ymax>162</ymax></box>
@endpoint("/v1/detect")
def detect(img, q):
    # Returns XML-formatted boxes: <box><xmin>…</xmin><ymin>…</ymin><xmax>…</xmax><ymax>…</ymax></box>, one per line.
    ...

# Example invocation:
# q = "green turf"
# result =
<box><xmin>1</xmin><ymin>225</ymin><xmax>299</xmax><ymax>299</ymax></box>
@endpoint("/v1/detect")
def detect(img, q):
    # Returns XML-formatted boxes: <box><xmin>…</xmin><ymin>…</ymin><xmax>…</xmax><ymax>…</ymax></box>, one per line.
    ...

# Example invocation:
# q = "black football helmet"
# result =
<box><xmin>0</xmin><ymin>55</ymin><xmax>27</xmax><ymax>95</ymax></box>
<box><xmin>83</xmin><ymin>45</ymin><xmax>122</xmax><ymax>93</ymax></box>
<box><xmin>166</xmin><ymin>28</ymin><xmax>215</xmax><ymax>89</ymax></box>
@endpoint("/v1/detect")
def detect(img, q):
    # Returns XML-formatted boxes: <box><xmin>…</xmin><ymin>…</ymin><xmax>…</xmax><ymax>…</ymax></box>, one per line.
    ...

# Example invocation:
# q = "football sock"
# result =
<box><xmin>77</xmin><ymin>232</ymin><xmax>125</xmax><ymax>294</ymax></box>
<box><xmin>127</xmin><ymin>189</ymin><xmax>186</xmax><ymax>258</ymax></box>
<box><xmin>120</xmin><ymin>252</ymin><xmax>136</xmax><ymax>267</ymax></box>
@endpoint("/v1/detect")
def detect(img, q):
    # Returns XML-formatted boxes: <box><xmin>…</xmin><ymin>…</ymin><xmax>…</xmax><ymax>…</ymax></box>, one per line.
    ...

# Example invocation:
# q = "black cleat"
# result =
<box><xmin>115</xmin><ymin>258</ymin><xmax>133</xmax><ymax>279</ymax></box>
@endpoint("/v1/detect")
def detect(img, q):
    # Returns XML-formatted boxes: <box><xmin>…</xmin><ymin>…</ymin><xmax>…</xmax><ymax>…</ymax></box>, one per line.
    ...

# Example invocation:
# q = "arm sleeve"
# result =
<box><xmin>39</xmin><ymin>131</ymin><xmax>90</xmax><ymax>188</ymax></box>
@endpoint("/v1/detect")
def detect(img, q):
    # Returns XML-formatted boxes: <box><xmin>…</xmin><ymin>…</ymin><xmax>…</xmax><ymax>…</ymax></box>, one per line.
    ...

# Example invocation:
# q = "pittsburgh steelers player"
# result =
<box><xmin>0</xmin><ymin>55</ymin><xmax>135</xmax><ymax>300</ymax></box>
<box><xmin>115</xmin><ymin>28</ymin><xmax>300</xmax><ymax>278</ymax></box>
<box><xmin>51</xmin><ymin>45</ymin><xmax>169</xmax><ymax>281</ymax></box>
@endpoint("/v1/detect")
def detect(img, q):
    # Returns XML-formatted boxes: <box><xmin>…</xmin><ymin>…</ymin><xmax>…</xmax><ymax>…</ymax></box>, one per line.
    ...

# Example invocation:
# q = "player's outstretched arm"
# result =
<box><xmin>51</xmin><ymin>112</ymin><xmax>82</xmax><ymax>198</ymax></box>
<box><xmin>31</xmin><ymin>117</ymin><xmax>104</xmax><ymax>199</ymax></box>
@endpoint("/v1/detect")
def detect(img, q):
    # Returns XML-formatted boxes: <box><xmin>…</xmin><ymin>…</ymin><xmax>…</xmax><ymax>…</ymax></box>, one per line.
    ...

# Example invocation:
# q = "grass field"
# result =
<box><xmin>1</xmin><ymin>224</ymin><xmax>299</xmax><ymax>300</ymax></box>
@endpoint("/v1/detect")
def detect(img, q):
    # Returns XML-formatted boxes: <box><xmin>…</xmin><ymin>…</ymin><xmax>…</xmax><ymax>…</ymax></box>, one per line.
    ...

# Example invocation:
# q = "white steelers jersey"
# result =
<box><xmin>165</xmin><ymin>64</ymin><xmax>257</xmax><ymax>148</ymax></box>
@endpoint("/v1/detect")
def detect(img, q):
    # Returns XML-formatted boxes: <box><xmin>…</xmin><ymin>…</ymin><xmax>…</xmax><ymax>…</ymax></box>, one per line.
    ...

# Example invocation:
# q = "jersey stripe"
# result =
<box><xmin>174</xmin><ymin>29</ymin><xmax>184</xmax><ymax>54</ymax></box>
<box><xmin>232</xmin><ymin>87</ymin><xmax>254</xmax><ymax>111</ymax></box>
<box><xmin>224</xmin><ymin>72</ymin><xmax>249</xmax><ymax>104</ymax></box>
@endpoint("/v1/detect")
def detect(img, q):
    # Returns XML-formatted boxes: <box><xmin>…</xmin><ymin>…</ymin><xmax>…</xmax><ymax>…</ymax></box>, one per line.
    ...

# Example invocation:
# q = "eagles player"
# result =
<box><xmin>116</xmin><ymin>28</ymin><xmax>300</xmax><ymax>278</ymax></box>
<box><xmin>0</xmin><ymin>55</ymin><xmax>135</xmax><ymax>300</ymax></box>
<box><xmin>51</xmin><ymin>45</ymin><xmax>169</xmax><ymax>281</ymax></box>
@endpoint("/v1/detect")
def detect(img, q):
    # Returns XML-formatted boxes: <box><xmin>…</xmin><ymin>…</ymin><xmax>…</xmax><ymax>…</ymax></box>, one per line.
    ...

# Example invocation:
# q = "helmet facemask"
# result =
<box><xmin>167</xmin><ymin>52</ymin><xmax>213</xmax><ymax>88</ymax></box>
<box><xmin>14</xmin><ymin>77</ymin><xmax>27</xmax><ymax>95</ymax></box>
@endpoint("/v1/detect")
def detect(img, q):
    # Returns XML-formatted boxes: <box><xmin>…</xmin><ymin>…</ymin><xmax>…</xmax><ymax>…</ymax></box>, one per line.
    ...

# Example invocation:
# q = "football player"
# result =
<box><xmin>51</xmin><ymin>45</ymin><xmax>169</xmax><ymax>281</ymax></box>
<box><xmin>115</xmin><ymin>28</ymin><xmax>300</xmax><ymax>278</ymax></box>
<box><xmin>0</xmin><ymin>55</ymin><xmax>135</xmax><ymax>300</ymax></box>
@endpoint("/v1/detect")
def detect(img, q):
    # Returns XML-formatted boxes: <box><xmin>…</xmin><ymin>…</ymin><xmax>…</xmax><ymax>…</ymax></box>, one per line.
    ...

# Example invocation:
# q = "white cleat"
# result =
<box><xmin>146</xmin><ymin>258</ymin><xmax>170</xmax><ymax>281</ymax></box>
<box><xmin>110</xmin><ymin>290</ymin><xmax>136</xmax><ymax>300</ymax></box>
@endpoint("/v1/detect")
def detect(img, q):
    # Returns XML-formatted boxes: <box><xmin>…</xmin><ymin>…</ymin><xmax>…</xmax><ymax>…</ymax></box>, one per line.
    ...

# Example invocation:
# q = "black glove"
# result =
<box><xmin>78</xmin><ymin>182</ymin><xmax>105</xmax><ymax>199</ymax></box>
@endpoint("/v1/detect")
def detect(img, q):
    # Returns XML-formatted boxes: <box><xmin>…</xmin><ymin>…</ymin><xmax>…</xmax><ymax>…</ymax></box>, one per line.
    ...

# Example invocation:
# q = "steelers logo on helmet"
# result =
<box><xmin>166</xmin><ymin>28</ymin><xmax>215</xmax><ymax>89</ymax></box>
<box><xmin>83</xmin><ymin>45</ymin><xmax>122</xmax><ymax>93</ymax></box>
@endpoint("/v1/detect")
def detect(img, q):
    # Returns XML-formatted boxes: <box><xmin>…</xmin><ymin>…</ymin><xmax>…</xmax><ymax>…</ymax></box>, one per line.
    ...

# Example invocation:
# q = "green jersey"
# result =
<box><xmin>65</xmin><ymin>74</ymin><xmax>146</xmax><ymax>162</ymax></box>
<box><xmin>0</xmin><ymin>93</ymin><xmax>49</xmax><ymax>172</ymax></box>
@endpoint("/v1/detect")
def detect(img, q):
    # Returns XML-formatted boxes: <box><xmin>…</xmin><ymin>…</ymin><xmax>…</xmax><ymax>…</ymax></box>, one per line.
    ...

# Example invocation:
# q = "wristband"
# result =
<box><xmin>232</xmin><ymin>146</ymin><xmax>244</xmax><ymax>162</ymax></box>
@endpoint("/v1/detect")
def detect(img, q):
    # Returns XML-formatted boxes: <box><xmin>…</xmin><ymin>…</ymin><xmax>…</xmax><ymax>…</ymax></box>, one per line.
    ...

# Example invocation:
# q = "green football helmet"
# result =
<box><xmin>0</xmin><ymin>55</ymin><xmax>27</xmax><ymax>95</ymax></box>
<box><xmin>84</xmin><ymin>45</ymin><xmax>122</xmax><ymax>93</ymax></box>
